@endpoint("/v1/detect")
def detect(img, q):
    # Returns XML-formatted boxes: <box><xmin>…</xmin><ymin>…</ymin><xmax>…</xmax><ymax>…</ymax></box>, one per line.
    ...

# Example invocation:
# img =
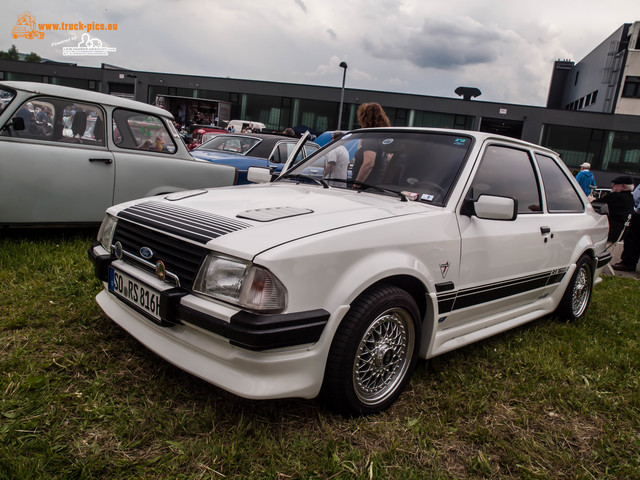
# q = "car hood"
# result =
<box><xmin>112</xmin><ymin>183</ymin><xmax>434</xmax><ymax>258</ymax></box>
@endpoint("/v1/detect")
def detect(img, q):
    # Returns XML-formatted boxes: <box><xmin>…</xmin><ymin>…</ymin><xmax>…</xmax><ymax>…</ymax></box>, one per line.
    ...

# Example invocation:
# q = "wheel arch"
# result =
<box><xmin>348</xmin><ymin>274</ymin><xmax>435</xmax><ymax>355</ymax></box>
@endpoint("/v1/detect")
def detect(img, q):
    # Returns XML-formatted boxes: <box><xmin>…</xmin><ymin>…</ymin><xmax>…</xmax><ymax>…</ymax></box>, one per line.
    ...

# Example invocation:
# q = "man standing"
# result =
<box><xmin>323</xmin><ymin>131</ymin><xmax>349</xmax><ymax>186</ymax></box>
<box><xmin>591</xmin><ymin>176</ymin><xmax>635</xmax><ymax>242</ymax></box>
<box><xmin>612</xmin><ymin>182</ymin><xmax>640</xmax><ymax>272</ymax></box>
<box><xmin>575</xmin><ymin>162</ymin><xmax>596</xmax><ymax>196</ymax></box>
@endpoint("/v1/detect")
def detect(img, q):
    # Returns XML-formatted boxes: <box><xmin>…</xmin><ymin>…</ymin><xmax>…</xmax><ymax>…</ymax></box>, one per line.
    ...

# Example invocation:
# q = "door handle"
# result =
<box><xmin>89</xmin><ymin>158</ymin><xmax>113</xmax><ymax>164</ymax></box>
<box><xmin>540</xmin><ymin>226</ymin><xmax>551</xmax><ymax>235</ymax></box>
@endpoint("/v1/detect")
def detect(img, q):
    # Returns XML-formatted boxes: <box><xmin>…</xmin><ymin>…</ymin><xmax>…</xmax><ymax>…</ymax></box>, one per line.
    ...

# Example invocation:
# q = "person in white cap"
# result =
<box><xmin>575</xmin><ymin>162</ymin><xmax>596</xmax><ymax>196</ymax></box>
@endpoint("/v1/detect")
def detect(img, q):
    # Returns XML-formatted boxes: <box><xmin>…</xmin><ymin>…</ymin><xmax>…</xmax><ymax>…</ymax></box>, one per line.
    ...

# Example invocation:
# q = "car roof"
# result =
<box><xmin>0</xmin><ymin>81</ymin><xmax>173</xmax><ymax>118</ymax></box>
<box><xmin>347</xmin><ymin>127</ymin><xmax>559</xmax><ymax>156</ymax></box>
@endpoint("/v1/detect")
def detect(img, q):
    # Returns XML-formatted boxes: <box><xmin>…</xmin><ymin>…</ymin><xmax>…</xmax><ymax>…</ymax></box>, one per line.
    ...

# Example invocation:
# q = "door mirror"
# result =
<box><xmin>465</xmin><ymin>194</ymin><xmax>517</xmax><ymax>221</ymax></box>
<box><xmin>3</xmin><ymin>116</ymin><xmax>25</xmax><ymax>132</ymax></box>
<box><xmin>247</xmin><ymin>166</ymin><xmax>273</xmax><ymax>184</ymax></box>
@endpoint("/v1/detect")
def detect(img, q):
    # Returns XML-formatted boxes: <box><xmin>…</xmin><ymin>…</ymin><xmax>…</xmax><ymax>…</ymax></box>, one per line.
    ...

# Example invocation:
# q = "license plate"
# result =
<box><xmin>109</xmin><ymin>267</ymin><xmax>161</xmax><ymax>321</ymax></box>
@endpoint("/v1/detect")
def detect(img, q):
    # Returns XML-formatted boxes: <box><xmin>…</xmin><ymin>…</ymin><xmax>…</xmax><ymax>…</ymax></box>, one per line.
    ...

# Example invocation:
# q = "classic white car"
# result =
<box><xmin>0</xmin><ymin>81</ymin><xmax>236</xmax><ymax>225</ymax></box>
<box><xmin>89</xmin><ymin>128</ymin><xmax>611</xmax><ymax>415</ymax></box>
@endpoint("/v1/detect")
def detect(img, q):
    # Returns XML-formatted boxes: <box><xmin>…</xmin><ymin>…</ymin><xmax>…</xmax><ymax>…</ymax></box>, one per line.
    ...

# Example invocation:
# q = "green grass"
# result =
<box><xmin>1</xmin><ymin>229</ymin><xmax>639</xmax><ymax>479</ymax></box>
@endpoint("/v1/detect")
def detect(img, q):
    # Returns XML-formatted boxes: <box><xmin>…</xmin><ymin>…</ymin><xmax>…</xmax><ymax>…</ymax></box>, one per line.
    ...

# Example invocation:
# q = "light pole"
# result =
<box><xmin>337</xmin><ymin>61</ymin><xmax>348</xmax><ymax>130</ymax></box>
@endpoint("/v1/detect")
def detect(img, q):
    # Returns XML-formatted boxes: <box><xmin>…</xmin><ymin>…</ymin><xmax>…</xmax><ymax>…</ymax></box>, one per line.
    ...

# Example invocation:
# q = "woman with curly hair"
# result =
<box><xmin>352</xmin><ymin>102</ymin><xmax>391</xmax><ymax>185</ymax></box>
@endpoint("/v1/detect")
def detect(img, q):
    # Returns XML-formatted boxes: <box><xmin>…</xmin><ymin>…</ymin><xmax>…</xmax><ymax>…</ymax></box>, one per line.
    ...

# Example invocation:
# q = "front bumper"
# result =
<box><xmin>89</xmin><ymin>242</ymin><xmax>337</xmax><ymax>399</ymax></box>
<box><xmin>88</xmin><ymin>243</ymin><xmax>329</xmax><ymax>351</ymax></box>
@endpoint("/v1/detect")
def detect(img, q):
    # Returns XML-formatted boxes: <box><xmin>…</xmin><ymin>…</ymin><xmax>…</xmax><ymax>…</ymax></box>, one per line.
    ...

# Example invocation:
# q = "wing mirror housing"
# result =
<box><xmin>247</xmin><ymin>166</ymin><xmax>274</xmax><ymax>184</ymax></box>
<box><xmin>462</xmin><ymin>194</ymin><xmax>517</xmax><ymax>221</ymax></box>
<box><xmin>2</xmin><ymin>116</ymin><xmax>25</xmax><ymax>133</ymax></box>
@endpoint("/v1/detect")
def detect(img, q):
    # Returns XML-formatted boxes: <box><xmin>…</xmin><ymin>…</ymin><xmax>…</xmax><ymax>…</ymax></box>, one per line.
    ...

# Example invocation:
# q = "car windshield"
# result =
<box><xmin>0</xmin><ymin>87</ymin><xmax>16</xmax><ymax>114</ymax></box>
<box><xmin>197</xmin><ymin>135</ymin><xmax>260</xmax><ymax>155</ymax></box>
<box><xmin>282</xmin><ymin>130</ymin><xmax>472</xmax><ymax>206</ymax></box>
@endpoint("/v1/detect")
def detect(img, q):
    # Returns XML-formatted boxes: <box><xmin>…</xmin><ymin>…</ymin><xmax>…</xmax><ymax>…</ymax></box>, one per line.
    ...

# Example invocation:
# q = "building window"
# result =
<box><xmin>622</xmin><ymin>76</ymin><xmax>640</xmax><ymax>98</ymax></box>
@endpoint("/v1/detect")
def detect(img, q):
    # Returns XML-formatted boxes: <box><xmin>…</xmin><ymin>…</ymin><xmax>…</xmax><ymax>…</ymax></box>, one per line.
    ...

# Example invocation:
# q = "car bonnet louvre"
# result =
<box><xmin>117</xmin><ymin>201</ymin><xmax>252</xmax><ymax>244</ymax></box>
<box><xmin>236</xmin><ymin>207</ymin><xmax>314</xmax><ymax>222</ymax></box>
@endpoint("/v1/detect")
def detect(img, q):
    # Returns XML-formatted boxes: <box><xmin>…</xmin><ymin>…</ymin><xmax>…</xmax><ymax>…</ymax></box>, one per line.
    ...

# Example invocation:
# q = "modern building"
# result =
<box><xmin>2</xmin><ymin>22</ymin><xmax>640</xmax><ymax>185</ymax></box>
<box><xmin>547</xmin><ymin>21</ymin><xmax>640</xmax><ymax>115</ymax></box>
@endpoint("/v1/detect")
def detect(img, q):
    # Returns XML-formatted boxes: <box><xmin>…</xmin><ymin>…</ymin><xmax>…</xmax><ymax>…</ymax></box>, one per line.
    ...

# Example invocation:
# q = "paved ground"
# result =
<box><xmin>601</xmin><ymin>241</ymin><xmax>639</xmax><ymax>280</ymax></box>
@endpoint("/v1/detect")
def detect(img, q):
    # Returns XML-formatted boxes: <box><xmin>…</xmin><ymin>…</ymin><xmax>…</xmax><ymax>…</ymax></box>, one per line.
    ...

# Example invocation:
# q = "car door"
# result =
<box><xmin>110</xmin><ymin>109</ymin><xmax>236</xmax><ymax>204</ymax></box>
<box><xmin>444</xmin><ymin>143</ymin><xmax>563</xmax><ymax>330</ymax></box>
<box><xmin>0</xmin><ymin>96</ymin><xmax>114</xmax><ymax>224</ymax></box>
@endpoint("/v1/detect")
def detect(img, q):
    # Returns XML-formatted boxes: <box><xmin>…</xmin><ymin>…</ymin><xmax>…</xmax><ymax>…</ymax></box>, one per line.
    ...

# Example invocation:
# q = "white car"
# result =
<box><xmin>0</xmin><ymin>81</ymin><xmax>236</xmax><ymax>225</ymax></box>
<box><xmin>89</xmin><ymin>128</ymin><xmax>610</xmax><ymax>415</ymax></box>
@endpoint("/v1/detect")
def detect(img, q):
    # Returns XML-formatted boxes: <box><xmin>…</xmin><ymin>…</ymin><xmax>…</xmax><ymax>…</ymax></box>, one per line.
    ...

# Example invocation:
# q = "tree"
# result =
<box><xmin>24</xmin><ymin>52</ymin><xmax>41</xmax><ymax>63</ymax></box>
<box><xmin>0</xmin><ymin>45</ymin><xmax>20</xmax><ymax>61</ymax></box>
<box><xmin>0</xmin><ymin>45</ymin><xmax>41</xmax><ymax>62</ymax></box>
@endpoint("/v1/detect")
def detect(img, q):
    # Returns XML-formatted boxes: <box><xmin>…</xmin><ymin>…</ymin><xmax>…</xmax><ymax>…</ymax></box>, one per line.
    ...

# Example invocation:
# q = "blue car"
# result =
<box><xmin>190</xmin><ymin>132</ymin><xmax>319</xmax><ymax>184</ymax></box>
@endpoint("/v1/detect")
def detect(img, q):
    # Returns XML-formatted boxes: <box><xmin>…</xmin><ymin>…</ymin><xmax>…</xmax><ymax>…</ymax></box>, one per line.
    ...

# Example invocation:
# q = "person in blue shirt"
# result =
<box><xmin>575</xmin><ymin>162</ymin><xmax>596</xmax><ymax>195</ymax></box>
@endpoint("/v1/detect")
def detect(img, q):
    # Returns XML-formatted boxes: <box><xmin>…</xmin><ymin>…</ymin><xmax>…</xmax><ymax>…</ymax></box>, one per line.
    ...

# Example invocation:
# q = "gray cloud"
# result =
<box><xmin>363</xmin><ymin>17</ymin><xmax>507</xmax><ymax>70</ymax></box>
<box><xmin>294</xmin><ymin>0</ymin><xmax>308</xmax><ymax>13</ymax></box>
<box><xmin>327</xmin><ymin>28</ymin><xmax>337</xmax><ymax>40</ymax></box>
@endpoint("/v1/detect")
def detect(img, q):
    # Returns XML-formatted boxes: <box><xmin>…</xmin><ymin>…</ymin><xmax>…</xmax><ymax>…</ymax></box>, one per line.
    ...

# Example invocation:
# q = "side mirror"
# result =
<box><xmin>463</xmin><ymin>194</ymin><xmax>517</xmax><ymax>221</ymax></box>
<box><xmin>247</xmin><ymin>166</ymin><xmax>273</xmax><ymax>184</ymax></box>
<box><xmin>3</xmin><ymin>116</ymin><xmax>25</xmax><ymax>132</ymax></box>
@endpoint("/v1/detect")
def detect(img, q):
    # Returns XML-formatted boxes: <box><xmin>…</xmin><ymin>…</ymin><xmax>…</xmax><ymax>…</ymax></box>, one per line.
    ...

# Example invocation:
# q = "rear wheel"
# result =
<box><xmin>556</xmin><ymin>254</ymin><xmax>593</xmax><ymax>320</ymax></box>
<box><xmin>321</xmin><ymin>284</ymin><xmax>420</xmax><ymax>416</ymax></box>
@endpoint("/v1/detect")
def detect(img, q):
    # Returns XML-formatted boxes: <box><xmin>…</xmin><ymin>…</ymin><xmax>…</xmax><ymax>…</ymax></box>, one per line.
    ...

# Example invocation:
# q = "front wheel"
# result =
<box><xmin>555</xmin><ymin>254</ymin><xmax>593</xmax><ymax>320</ymax></box>
<box><xmin>321</xmin><ymin>284</ymin><xmax>421</xmax><ymax>416</ymax></box>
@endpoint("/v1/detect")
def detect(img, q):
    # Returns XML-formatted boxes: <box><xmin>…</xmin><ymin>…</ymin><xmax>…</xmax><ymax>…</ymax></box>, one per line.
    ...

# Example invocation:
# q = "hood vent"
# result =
<box><xmin>237</xmin><ymin>207</ymin><xmax>313</xmax><ymax>222</ymax></box>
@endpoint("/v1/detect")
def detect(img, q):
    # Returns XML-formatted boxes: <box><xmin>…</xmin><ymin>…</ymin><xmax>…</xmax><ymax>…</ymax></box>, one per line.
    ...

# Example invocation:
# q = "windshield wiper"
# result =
<box><xmin>279</xmin><ymin>173</ymin><xmax>329</xmax><ymax>189</ymax></box>
<box><xmin>324</xmin><ymin>178</ymin><xmax>407</xmax><ymax>201</ymax></box>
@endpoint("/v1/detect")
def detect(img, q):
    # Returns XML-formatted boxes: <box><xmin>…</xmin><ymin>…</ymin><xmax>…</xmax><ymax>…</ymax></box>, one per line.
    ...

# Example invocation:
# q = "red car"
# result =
<box><xmin>186</xmin><ymin>125</ymin><xmax>228</xmax><ymax>150</ymax></box>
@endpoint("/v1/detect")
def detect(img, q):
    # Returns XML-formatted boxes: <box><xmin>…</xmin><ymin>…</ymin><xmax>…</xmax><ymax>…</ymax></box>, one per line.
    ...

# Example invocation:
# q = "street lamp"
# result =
<box><xmin>337</xmin><ymin>61</ymin><xmax>348</xmax><ymax>130</ymax></box>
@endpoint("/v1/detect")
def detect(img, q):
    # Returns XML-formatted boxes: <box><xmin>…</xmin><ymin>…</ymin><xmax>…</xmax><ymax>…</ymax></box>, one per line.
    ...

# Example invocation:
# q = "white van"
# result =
<box><xmin>225</xmin><ymin>119</ymin><xmax>266</xmax><ymax>132</ymax></box>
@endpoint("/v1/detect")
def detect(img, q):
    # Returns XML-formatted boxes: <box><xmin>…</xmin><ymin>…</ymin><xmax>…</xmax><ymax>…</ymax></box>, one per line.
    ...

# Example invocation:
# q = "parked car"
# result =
<box><xmin>185</xmin><ymin>124</ymin><xmax>228</xmax><ymax>150</ymax></box>
<box><xmin>89</xmin><ymin>128</ymin><xmax>610</xmax><ymax>415</ymax></box>
<box><xmin>0</xmin><ymin>81</ymin><xmax>237</xmax><ymax>226</ymax></box>
<box><xmin>223</xmin><ymin>119</ymin><xmax>266</xmax><ymax>133</ymax></box>
<box><xmin>191</xmin><ymin>132</ymin><xmax>320</xmax><ymax>184</ymax></box>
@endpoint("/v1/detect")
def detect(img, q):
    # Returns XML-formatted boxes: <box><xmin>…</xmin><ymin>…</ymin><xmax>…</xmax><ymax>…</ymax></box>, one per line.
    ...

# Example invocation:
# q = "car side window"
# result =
<box><xmin>535</xmin><ymin>153</ymin><xmax>585</xmax><ymax>213</ymax></box>
<box><xmin>112</xmin><ymin>109</ymin><xmax>177</xmax><ymax>154</ymax></box>
<box><xmin>468</xmin><ymin>145</ymin><xmax>542</xmax><ymax>214</ymax></box>
<box><xmin>2</xmin><ymin>96</ymin><xmax>105</xmax><ymax>147</ymax></box>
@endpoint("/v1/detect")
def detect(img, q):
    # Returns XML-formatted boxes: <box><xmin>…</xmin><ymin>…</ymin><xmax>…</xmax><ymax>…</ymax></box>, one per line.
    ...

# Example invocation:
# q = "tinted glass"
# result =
<box><xmin>286</xmin><ymin>131</ymin><xmax>472</xmax><ymax>205</ymax></box>
<box><xmin>2</xmin><ymin>95</ymin><xmax>105</xmax><ymax>147</ymax></box>
<box><xmin>469</xmin><ymin>146</ymin><xmax>541</xmax><ymax>214</ymax></box>
<box><xmin>535</xmin><ymin>153</ymin><xmax>584</xmax><ymax>213</ymax></box>
<box><xmin>0</xmin><ymin>87</ymin><xmax>16</xmax><ymax>114</ymax></box>
<box><xmin>112</xmin><ymin>109</ymin><xmax>176</xmax><ymax>154</ymax></box>
<box><xmin>197</xmin><ymin>135</ymin><xmax>260</xmax><ymax>154</ymax></box>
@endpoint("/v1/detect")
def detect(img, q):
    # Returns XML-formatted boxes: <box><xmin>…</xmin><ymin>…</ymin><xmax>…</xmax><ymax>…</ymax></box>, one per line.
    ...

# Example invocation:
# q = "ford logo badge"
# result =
<box><xmin>140</xmin><ymin>247</ymin><xmax>154</xmax><ymax>259</ymax></box>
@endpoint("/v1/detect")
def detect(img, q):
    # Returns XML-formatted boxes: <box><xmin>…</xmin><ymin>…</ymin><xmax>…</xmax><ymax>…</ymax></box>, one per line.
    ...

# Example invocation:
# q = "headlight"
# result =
<box><xmin>193</xmin><ymin>254</ymin><xmax>287</xmax><ymax>313</ymax></box>
<box><xmin>97</xmin><ymin>214</ymin><xmax>118</xmax><ymax>251</ymax></box>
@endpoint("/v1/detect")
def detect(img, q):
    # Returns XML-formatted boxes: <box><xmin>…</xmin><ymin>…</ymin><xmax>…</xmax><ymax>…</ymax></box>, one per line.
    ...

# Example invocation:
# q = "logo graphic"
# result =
<box><xmin>63</xmin><ymin>33</ymin><xmax>116</xmax><ymax>57</ymax></box>
<box><xmin>440</xmin><ymin>262</ymin><xmax>450</xmax><ymax>279</ymax></box>
<box><xmin>12</xmin><ymin>11</ymin><xmax>44</xmax><ymax>40</ymax></box>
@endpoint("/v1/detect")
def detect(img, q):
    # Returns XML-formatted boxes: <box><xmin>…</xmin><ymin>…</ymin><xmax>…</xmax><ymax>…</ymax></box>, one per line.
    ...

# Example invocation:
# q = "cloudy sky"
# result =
<box><xmin>2</xmin><ymin>1</ymin><xmax>636</xmax><ymax>106</ymax></box>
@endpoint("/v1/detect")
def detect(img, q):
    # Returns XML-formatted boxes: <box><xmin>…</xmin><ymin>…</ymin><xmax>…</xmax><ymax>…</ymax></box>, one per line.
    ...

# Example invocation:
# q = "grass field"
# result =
<box><xmin>1</xmin><ymin>228</ymin><xmax>639</xmax><ymax>479</ymax></box>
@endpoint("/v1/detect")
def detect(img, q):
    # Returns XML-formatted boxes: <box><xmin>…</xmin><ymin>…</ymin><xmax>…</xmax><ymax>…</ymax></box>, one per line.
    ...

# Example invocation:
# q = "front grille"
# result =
<box><xmin>113</xmin><ymin>201</ymin><xmax>253</xmax><ymax>291</ymax></box>
<box><xmin>113</xmin><ymin>220</ymin><xmax>209</xmax><ymax>290</ymax></box>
